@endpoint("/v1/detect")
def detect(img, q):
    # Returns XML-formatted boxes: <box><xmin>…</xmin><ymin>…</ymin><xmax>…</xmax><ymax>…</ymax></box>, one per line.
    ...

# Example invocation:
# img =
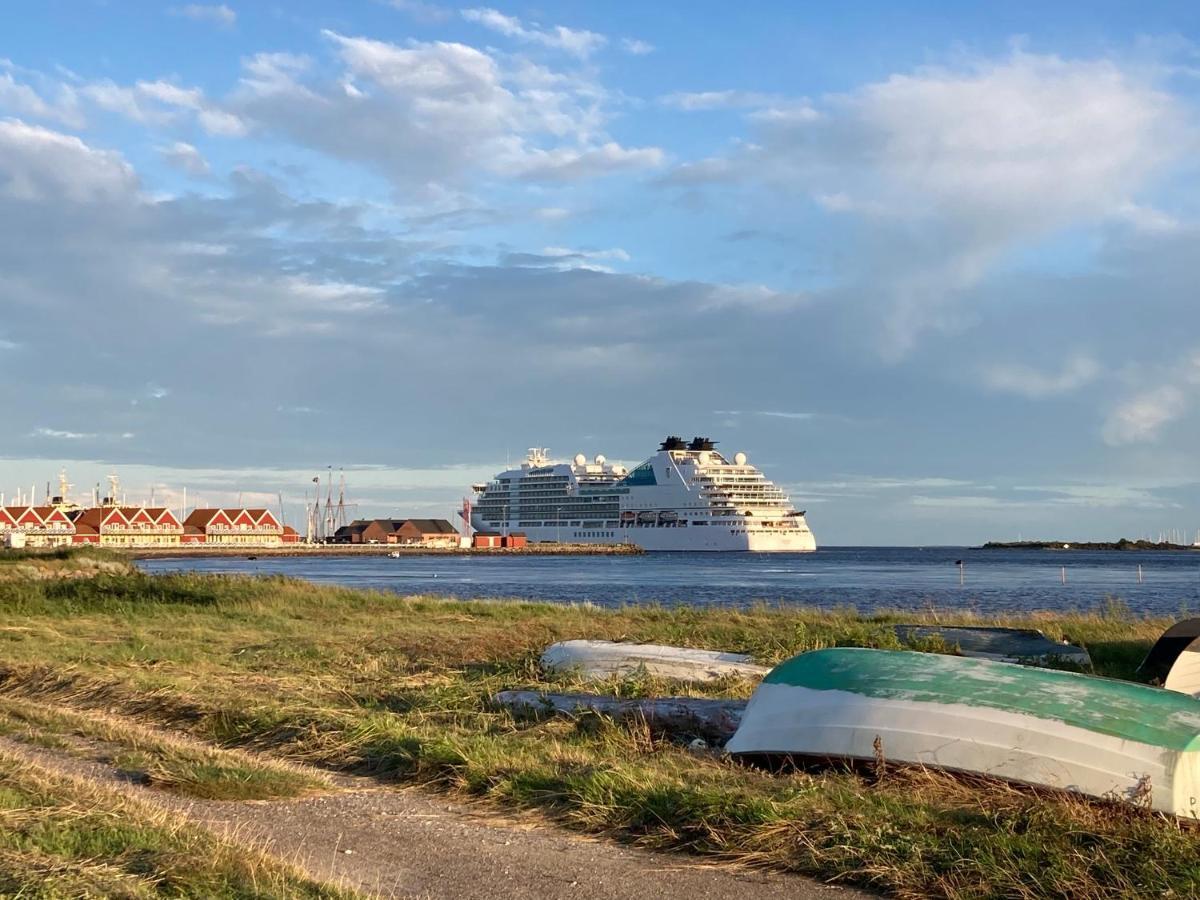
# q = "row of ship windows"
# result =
<box><xmin>479</xmin><ymin>511</ymin><xmax>619</xmax><ymax>518</ymax></box>
<box><xmin>574</xmin><ymin>531</ymin><xmax>616</xmax><ymax>539</ymax></box>
<box><xmin>510</xmin><ymin>522</ymin><xmax>693</xmax><ymax>529</ymax></box>
<box><xmin>493</xmin><ymin>519</ymin><xmax>804</xmax><ymax>530</ymax></box>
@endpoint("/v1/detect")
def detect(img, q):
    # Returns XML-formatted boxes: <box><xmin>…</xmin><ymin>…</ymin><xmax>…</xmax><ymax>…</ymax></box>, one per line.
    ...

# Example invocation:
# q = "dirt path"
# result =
<box><xmin>0</xmin><ymin>736</ymin><xmax>869</xmax><ymax>900</ymax></box>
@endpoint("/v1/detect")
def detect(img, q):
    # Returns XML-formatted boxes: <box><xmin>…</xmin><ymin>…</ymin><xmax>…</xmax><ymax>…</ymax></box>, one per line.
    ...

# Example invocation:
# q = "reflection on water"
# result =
<box><xmin>136</xmin><ymin>546</ymin><xmax>1200</xmax><ymax>615</ymax></box>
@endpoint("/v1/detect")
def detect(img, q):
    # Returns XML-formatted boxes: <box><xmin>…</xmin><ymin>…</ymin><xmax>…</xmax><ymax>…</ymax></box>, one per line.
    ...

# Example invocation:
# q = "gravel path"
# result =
<box><xmin>0</xmin><ymin>735</ymin><xmax>870</xmax><ymax>899</ymax></box>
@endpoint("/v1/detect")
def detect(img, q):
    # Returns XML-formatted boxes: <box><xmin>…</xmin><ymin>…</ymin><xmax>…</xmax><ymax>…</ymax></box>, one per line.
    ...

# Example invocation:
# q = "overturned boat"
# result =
<box><xmin>541</xmin><ymin>640</ymin><xmax>768</xmax><ymax>683</ymax></box>
<box><xmin>1139</xmin><ymin>618</ymin><xmax>1200</xmax><ymax>684</ymax></box>
<box><xmin>727</xmin><ymin>648</ymin><xmax>1200</xmax><ymax>817</ymax></box>
<box><xmin>1164</xmin><ymin>637</ymin><xmax>1200</xmax><ymax>698</ymax></box>
<box><xmin>893</xmin><ymin>625</ymin><xmax>1091</xmax><ymax>667</ymax></box>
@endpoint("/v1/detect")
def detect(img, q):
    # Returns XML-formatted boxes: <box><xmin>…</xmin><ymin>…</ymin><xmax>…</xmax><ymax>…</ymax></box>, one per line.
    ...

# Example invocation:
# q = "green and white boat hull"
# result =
<box><xmin>727</xmin><ymin>648</ymin><xmax>1200</xmax><ymax>817</ymax></box>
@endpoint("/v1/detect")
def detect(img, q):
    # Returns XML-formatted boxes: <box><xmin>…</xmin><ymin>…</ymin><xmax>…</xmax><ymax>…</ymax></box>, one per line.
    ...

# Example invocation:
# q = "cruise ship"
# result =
<box><xmin>470</xmin><ymin>436</ymin><xmax>816</xmax><ymax>552</ymax></box>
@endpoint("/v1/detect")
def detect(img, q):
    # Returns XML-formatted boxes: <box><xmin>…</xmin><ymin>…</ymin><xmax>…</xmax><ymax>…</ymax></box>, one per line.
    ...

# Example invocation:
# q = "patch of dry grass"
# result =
<box><xmin>0</xmin><ymin>567</ymin><xmax>1193</xmax><ymax>897</ymax></box>
<box><xmin>0</xmin><ymin>694</ymin><xmax>330</xmax><ymax>800</ymax></box>
<box><xmin>0</xmin><ymin>750</ymin><xmax>355</xmax><ymax>898</ymax></box>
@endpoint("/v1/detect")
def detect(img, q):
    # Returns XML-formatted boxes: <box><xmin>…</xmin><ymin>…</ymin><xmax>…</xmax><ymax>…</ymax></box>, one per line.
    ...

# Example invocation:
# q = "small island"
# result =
<box><xmin>983</xmin><ymin>539</ymin><xmax>1199</xmax><ymax>551</ymax></box>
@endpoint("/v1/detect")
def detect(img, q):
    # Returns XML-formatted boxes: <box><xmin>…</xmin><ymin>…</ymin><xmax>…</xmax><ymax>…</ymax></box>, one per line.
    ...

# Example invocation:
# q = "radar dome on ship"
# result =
<box><xmin>595</xmin><ymin>455</ymin><xmax>606</xmax><ymax>465</ymax></box>
<box><xmin>734</xmin><ymin>452</ymin><xmax>747</xmax><ymax>466</ymax></box>
<box><xmin>574</xmin><ymin>453</ymin><xmax>587</xmax><ymax>466</ymax></box>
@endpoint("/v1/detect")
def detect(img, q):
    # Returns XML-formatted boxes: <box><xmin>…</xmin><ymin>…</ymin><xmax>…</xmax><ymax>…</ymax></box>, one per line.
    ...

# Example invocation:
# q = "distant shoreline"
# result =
<box><xmin>126</xmin><ymin>543</ymin><xmax>643</xmax><ymax>560</ymax></box>
<box><xmin>982</xmin><ymin>540</ymin><xmax>1199</xmax><ymax>551</ymax></box>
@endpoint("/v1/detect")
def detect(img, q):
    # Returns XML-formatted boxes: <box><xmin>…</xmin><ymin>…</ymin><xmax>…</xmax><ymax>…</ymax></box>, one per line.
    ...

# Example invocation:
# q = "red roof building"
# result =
<box><xmin>68</xmin><ymin>506</ymin><xmax>182</xmax><ymax>547</ymax></box>
<box><xmin>182</xmin><ymin>508</ymin><xmax>284</xmax><ymax>546</ymax></box>
<box><xmin>0</xmin><ymin>506</ymin><xmax>75</xmax><ymax>547</ymax></box>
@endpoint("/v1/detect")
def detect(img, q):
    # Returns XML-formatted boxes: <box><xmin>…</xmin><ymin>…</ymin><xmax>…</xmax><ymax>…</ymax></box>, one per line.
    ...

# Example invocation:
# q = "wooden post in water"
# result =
<box><xmin>1061</xmin><ymin>566</ymin><xmax>1067</xmax><ymax>585</ymax></box>
<box><xmin>956</xmin><ymin>559</ymin><xmax>964</xmax><ymax>587</ymax></box>
<box><xmin>1137</xmin><ymin>564</ymin><xmax>1144</xmax><ymax>584</ymax></box>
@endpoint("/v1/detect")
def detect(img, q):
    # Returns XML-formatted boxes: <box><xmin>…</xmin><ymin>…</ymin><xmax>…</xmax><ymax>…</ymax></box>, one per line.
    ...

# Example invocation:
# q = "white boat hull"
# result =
<box><xmin>1166</xmin><ymin>639</ymin><xmax>1200</xmax><ymax>697</ymax></box>
<box><xmin>729</xmin><ymin>682</ymin><xmax>1198</xmax><ymax>814</ymax></box>
<box><xmin>727</xmin><ymin>649</ymin><xmax>1200</xmax><ymax>817</ymax></box>
<box><xmin>541</xmin><ymin>640</ymin><xmax>769</xmax><ymax>682</ymax></box>
<box><xmin>476</xmin><ymin>523</ymin><xmax>816</xmax><ymax>552</ymax></box>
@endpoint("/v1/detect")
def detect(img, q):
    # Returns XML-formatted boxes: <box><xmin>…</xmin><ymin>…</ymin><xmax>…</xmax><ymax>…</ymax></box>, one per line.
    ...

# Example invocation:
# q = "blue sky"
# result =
<box><xmin>3</xmin><ymin>1</ymin><xmax>1200</xmax><ymax>544</ymax></box>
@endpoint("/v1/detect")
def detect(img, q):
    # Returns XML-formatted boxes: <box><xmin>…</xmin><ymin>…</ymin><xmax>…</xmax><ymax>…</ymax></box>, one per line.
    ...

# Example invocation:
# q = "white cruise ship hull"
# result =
<box><xmin>485</xmin><ymin>524</ymin><xmax>816</xmax><ymax>552</ymax></box>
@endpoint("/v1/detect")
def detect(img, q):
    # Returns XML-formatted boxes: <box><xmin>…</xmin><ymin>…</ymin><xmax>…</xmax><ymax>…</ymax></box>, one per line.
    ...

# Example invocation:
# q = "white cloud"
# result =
<box><xmin>798</xmin><ymin>476</ymin><xmax>976</xmax><ymax>495</ymax></box>
<box><xmin>769</xmin><ymin>52</ymin><xmax>1183</xmax><ymax>226</ymax></box>
<box><xmin>136</xmin><ymin>80</ymin><xmax>204</xmax><ymax>109</ymax></box>
<box><xmin>512</xmin><ymin>245</ymin><xmax>631</xmax><ymax>272</ymax></box>
<box><xmin>502</xmin><ymin>142</ymin><xmax>664</xmax><ymax>180</ymax></box>
<box><xmin>715</xmin><ymin>410</ymin><xmax>816</xmax><ymax>421</ymax></box>
<box><xmin>981</xmin><ymin>354</ymin><xmax>1100</xmax><ymax>398</ymax></box>
<box><xmin>229</xmin><ymin>32</ymin><xmax>661</xmax><ymax>187</ymax></box>
<box><xmin>1116</xmin><ymin>201</ymin><xmax>1180</xmax><ymax>234</ymax></box>
<box><xmin>700</xmin><ymin>283</ymin><xmax>805</xmax><ymax>311</ymax></box>
<box><xmin>1102</xmin><ymin>351</ymin><xmax>1200</xmax><ymax>445</ymax></box>
<box><xmin>661</xmin><ymin>90</ymin><xmax>774</xmax><ymax>111</ymax></box>
<box><xmin>621</xmin><ymin>38</ymin><xmax>654</xmax><ymax>56</ymax></box>
<box><xmin>1013</xmin><ymin>483</ymin><xmax>1176</xmax><ymax>509</ymax></box>
<box><xmin>0</xmin><ymin>119</ymin><xmax>138</xmax><ymax>202</ymax></box>
<box><xmin>758</xmin><ymin>411</ymin><xmax>816</xmax><ymax>420</ymax></box>
<box><xmin>30</xmin><ymin>427</ymin><xmax>94</xmax><ymax>440</ymax></box>
<box><xmin>159</xmin><ymin>141</ymin><xmax>211</xmax><ymax>176</ymax></box>
<box><xmin>1103</xmin><ymin>385</ymin><xmax>1187</xmax><ymax>445</ymax></box>
<box><xmin>461</xmin><ymin>8</ymin><xmax>606</xmax><ymax>58</ymax></box>
<box><xmin>910</xmin><ymin>494</ymin><xmax>1015</xmax><ymax>509</ymax></box>
<box><xmin>170</xmin><ymin>4</ymin><xmax>236</xmax><ymax>28</ymax></box>
<box><xmin>0</xmin><ymin>69</ymin><xmax>83</xmax><ymax>127</ymax></box>
<box><xmin>664</xmin><ymin>50</ymin><xmax>1191</xmax><ymax>355</ymax></box>
<box><xmin>197</xmin><ymin>108</ymin><xmax>247</xmax><ymax>136</ymax></box>
<box><xmin>388</xmin><ymin>0</ymin><xmax>452</xmax><ymax>23</ymax></box>
<box><xmin>542</xmin><ymin>246</ymin><xmax>629</xmax><ymax>261</ymax></box>
<box><xmin>77</xmin><ymin>77</ymin><xmax>246</xmax><ymax>136</ymax></box>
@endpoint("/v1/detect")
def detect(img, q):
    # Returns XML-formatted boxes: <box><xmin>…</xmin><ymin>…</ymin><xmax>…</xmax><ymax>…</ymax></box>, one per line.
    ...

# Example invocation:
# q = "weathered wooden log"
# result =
<box><xmin>493</xmin><ymin>690</ymin><xmax>746</xmax><ymax>743</ymax></box>
<box><xmin>540</xmin><ymin>640</ymin><xmax>769</xmax><ymax>683</ymax></box>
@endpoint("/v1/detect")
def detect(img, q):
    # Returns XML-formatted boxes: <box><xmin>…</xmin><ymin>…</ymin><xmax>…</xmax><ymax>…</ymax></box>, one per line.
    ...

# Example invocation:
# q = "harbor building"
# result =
<box><xmin>182</xmin><ymin>508</ymin><xmax>285</xmax><ymax>546</ymax></box>
<box><xmin>471</xmin><ymin>532</ymin><xmax>526</xmax><ymax>549</ymax></box>
<box><xmin>0</xmin><ymin>506</ymin><xmax>76</xmax><ymax>547</ymax></box>
<box><xmin>332</xmin><ymin>518</ymin><xmax>460</xmax><ymax>547</ymax></box>
<box><xmin>70</xmin><ymin>507</ymin><xmax>183</xmax><ymax>547</ymax></box>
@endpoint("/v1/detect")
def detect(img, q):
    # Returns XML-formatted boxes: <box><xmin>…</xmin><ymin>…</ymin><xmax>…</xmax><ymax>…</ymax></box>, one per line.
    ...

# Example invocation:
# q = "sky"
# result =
<box><xmin>3</xmin><ymin>1</ymin><xmax>1200</xmax><ymax>544</ymax></box>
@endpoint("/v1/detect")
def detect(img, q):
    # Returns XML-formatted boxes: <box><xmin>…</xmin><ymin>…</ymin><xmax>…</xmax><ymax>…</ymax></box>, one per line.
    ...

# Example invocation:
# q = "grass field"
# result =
<box><xmin>0</xmin><ymin>552</ymin><xmax>1197</xmax><ymax>898</ymax></box>
<box><xmin>0</xmin><ymin>750</ymin><xmax>351</xmax><ymax>898</ymax></box>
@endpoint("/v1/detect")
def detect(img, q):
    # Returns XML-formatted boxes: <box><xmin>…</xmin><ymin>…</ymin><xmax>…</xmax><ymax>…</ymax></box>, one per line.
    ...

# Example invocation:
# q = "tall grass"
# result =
<box><xmin>0</xmin><ymin>566</ymin><xmax>1193</xmax><ymax>898</ymax></box>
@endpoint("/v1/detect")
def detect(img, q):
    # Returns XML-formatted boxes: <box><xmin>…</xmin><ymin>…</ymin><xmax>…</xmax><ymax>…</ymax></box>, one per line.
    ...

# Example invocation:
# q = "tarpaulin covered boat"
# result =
<box><xmin>892</xmin><ymin>625</ymin><xmax>1091</xmax><ymax>667</ymax></box>
<box><xmin>727</xmin><ymin>647</ymin><xmax>1200</xmax><ymax>817</ymax></box>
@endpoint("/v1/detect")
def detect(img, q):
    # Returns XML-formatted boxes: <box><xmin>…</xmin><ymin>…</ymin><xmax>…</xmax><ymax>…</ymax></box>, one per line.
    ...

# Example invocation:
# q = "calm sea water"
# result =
<box><xmin>135</xmin><ymin>547</ymin><xmax>1200</xmax><ymax>616</ymax></box>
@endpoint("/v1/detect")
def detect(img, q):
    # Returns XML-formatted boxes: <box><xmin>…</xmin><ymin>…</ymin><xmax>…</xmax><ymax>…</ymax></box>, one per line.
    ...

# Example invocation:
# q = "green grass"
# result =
<box><xmin>0</xmin><ymin>694</ymin><xmax>330</xmax><ymax>800</ymax></box>
<box><xmin>0</xmin><ymin>751</ymin><xmax>354</xmax><ymax>898</ymax></box>
<box><xmin>0</xmin><ymin>558</ymin><xmax>1195</xmax><ymax>898</ymax></box>
<box><xmin>0</xmin><ymin>545</ymin><xmax>127</xmax><ymax>565</ymax></box>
